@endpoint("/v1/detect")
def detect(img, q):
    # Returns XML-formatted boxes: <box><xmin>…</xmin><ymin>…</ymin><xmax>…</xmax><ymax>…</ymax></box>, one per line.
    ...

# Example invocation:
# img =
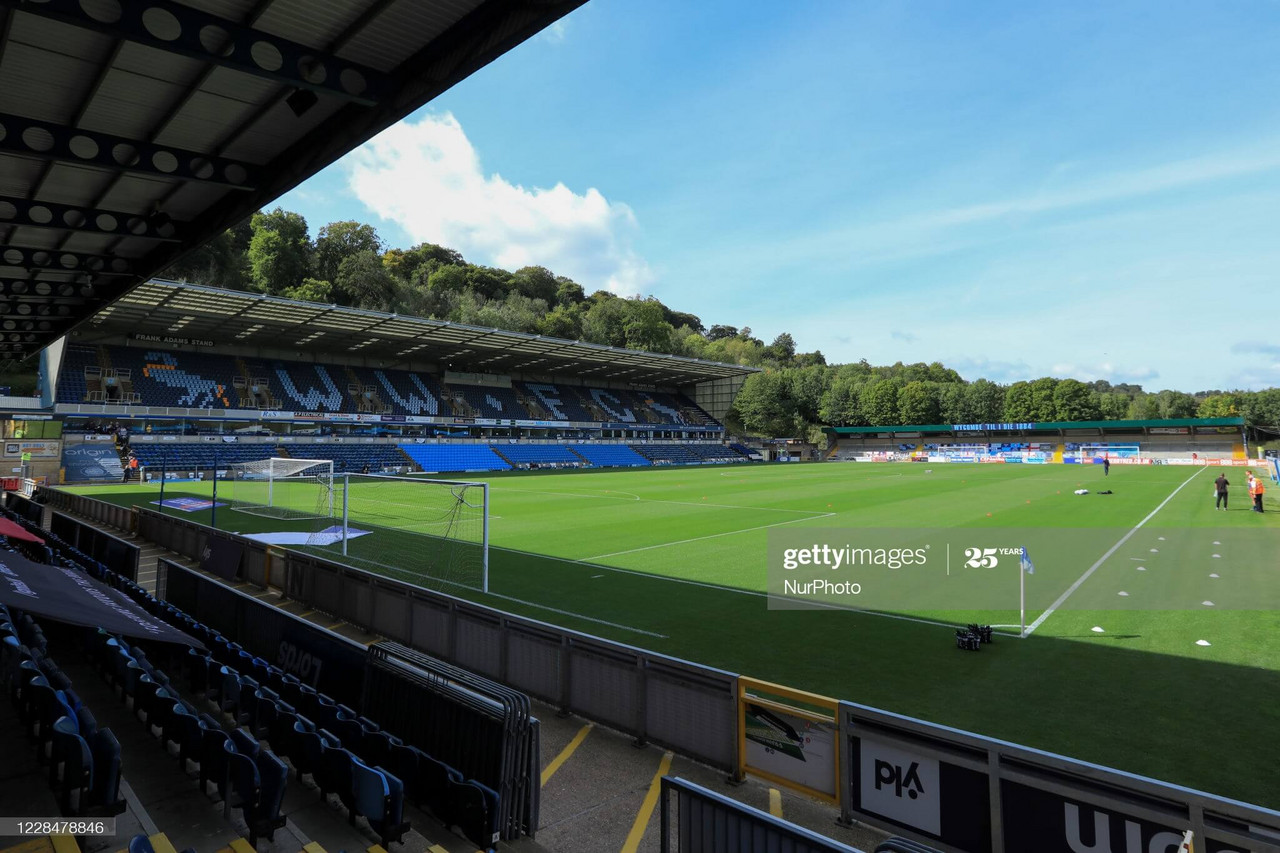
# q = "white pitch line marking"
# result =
<box><xmin>583</xmin><ymin>512</ymin><xmax>836</xmax><ymax>561</ymax></box>
<box><xmin>491</xmin><ymin>485</ymin><xmax>826</xmax><ymax>515</ymax></box>
<box><xmin>1025</xmin><ymin>467</ymin><xmax>1205</xmax><ymax>637</ymax></box>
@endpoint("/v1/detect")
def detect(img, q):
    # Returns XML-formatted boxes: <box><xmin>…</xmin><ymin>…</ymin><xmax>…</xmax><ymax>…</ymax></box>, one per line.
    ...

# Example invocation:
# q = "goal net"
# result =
<box><xmin>223</xmin><ymin>457</ymin><xmax>335</xmax><ymax>520</ymax></box>
<box><xmin>315</xmin><ymin>474</ymin><xmax>490</xmax><ymax>594</ymax></box>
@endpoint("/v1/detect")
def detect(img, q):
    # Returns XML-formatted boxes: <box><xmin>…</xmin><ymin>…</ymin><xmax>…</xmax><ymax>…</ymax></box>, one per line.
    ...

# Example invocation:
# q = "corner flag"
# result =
<box><xmin>1020</xmin><ymin>546</ymin><xmax>1035</xmax><ymax>575</ymax></box>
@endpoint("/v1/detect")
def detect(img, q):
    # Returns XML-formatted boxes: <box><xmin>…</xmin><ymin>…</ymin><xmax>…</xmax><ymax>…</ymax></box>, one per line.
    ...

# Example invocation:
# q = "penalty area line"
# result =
<box><xmin>583</xmin><ymin>512</ymin><xmax>837</xmax><ymax>561</ymax></box>
<box><xmin>1023</xmin><ymin>467</ymin><xmax>1206</xmax><ymax>637</ymax></box>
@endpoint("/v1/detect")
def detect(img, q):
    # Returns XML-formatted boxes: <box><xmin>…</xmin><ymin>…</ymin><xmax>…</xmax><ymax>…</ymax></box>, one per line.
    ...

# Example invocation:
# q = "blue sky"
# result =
<box><xmin>276</xmin><ymin>0</ymin><xmax>1280</xmax><ymax>392</ymax></box>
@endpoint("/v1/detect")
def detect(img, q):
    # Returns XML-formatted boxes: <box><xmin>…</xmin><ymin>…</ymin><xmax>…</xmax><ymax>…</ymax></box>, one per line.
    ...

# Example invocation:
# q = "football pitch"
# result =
<box><xmin>67</xmin><ymin>461</ymin><xmax>1280</xmax><ymax>807</ymax></box>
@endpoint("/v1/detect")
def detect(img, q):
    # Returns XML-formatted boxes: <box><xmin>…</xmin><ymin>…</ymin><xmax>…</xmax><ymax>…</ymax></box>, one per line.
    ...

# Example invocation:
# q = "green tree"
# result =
<box><xmin>624</xmin><ymin>300</ymin><xmax>675</xmax><ymax>352</ymax></box>
<box><xmin>1028</xmin><ymin>377</ymin><xmax>1059</xmax><ymax>421</ymax></box>
<box><xmin>247</xmin><ymin>208</ymin><xmax>312</xmax><ymax>294</ymax></box>
<box><xmin>314</xmin><ymin>221</ymin><xmax>383</xmax><ymax>285</ymax></box>
<box><xmin>1097</xmin><ymin>391</ymin><xmax>1131</xmax><ymax>420</ymax></box>
<box><xmin>425</xmin><ymin>264</ymin><xmax>468</xmax><ymax>296</ymax></box>
<box><xmin>1003</xmin><ymin>381</ymin><xmax>1035</xmax><ymax>421</ymax></box>
<box><xmin>735</xmin><ymin>372</ymin><xmax>799</xmax><ymax>436</ymax></box>
<box><xmin>1127</xmin><ymin>393</ymin><xmax>1161</xmax><ymax>420</ymax></box>
<box><xmin>581</xmin><ymin>297</ymin><xmax>631</xmax><ymax>347</ymax></box>
<box><xmin>164</xmin><ymin>216</ymin><xmax>252</xmax><ymax>288</ymax></box>
<box><xmin>819</xmin><ymin>374</ymin><xmax>865</xmax><ymax>426</ymax></box>
<box><xmin>1156</xmin><ymin>390</ymin><xmax>1197</xmax><ymax>419</ymax></box>
<box><xmin>1053</xmin><ymin>379</ymin><xmax>1101</xmax><ymax>421</ymax></box>
<box><xmin>465</xmin><ymin>266</ymin><xmax>512</xmax><ymax>300</ymax></box>
<box><xmin>510</xmin><ymin>266</ymin><xmax>559</xmax><ymax>303</ymax></box>
<box><xmin>706</xmin><ymin>325</ymin><xmax>739</xmax><ymax>341</ymax></box>
<box><xmin>1197</xmin><ymin>393</ymin><xmax>1243</xmax><ymax>418</ymax></box>
<box><xmin>966</xmin><ymin>379</ymin><xmax>1006</xmax><ymax>423</ymax></box>
<box><xmin>766</xmin><ymin>333</ymin><xmax>797</xmax><ymax>363</ymax></box>
<box><xmin>282</xmin><ymin>278</ymin><xmax>333</xmax><ymax>303</ymax></box>
<box><xmin>540</xmin><ymin>304</ymin><xmax>583</xmax><ymax>339</ymax></box>
<box><xmin>1242</xmin><ymin>389</ymin><xmax>1280</xmax><ymax>426</ymax></box>
<box><xmin>897</xmin><ymin>381</ymin><xmax>940</xmax><ymax>424</ymax></box>
<box><xmin>861</xmin><ymin>379</ymin><xmax>901</xmax><ymax>426</ymax></box>
<box><xmin>555</xmin><ymin>278</ymin><xmax>585</xmax><ymax>306</ymax></box>
<box><xmin>334</xmin><ymin>250</ymin><xmax>398</xmax><ymax>310</ymax></box>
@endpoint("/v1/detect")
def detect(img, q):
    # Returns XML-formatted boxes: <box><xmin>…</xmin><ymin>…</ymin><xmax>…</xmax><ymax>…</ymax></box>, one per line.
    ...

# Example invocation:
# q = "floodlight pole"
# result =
<box><xmin>341</xmin><ymin>474</ymin><xmax>350</xmax><ymax>556</ymax></box>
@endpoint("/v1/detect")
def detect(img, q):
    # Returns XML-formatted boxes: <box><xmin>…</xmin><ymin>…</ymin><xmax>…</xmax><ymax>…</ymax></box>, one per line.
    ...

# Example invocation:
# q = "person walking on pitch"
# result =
<box><xmin>1103</xmin><ymin>457</ymin><xmax>1110</xmax><ymax>476</ymax></box>
<box><xmin>1254</xmin><ymin>472</ymin><xmax>1266</xmax><ymax>513</ymax></box>
<box><xmin>1215</xmin><ymin>472</ymin><xmax>1229</xmax><ymax>510</ymax></box>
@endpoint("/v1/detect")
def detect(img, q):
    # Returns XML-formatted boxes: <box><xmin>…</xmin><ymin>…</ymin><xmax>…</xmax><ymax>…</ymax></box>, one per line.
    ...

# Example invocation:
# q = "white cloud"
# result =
<box><xmin>346</xmin><ymin>113</ymin><xmax>650</xmax><ymax>294</ymax></box>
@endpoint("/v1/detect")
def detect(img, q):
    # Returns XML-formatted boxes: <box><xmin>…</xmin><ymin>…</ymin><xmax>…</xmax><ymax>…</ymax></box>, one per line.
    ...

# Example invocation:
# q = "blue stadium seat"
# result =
<box><xmin>50</xmin><ymin>715</ymin><xmax>92</xmax><ymax>813</ymax></box>
<box><xmin>492</xmin><ymin>444</ymin><xmax>583</xmax><ymax>465</ymax></box>
<box><xmin>571</xmin><ymin>445</ymin><xmax>650</xmax><ymax>467</ymax></box>
<box><xmin>352</xmin><ymin>759</ymin><xmax>409</xmax><ymax>846</ymax></box>
<box><xmin>398</xmin><ymin>444</ymin><xmax>511</xmax><ymax>473</ymax></box>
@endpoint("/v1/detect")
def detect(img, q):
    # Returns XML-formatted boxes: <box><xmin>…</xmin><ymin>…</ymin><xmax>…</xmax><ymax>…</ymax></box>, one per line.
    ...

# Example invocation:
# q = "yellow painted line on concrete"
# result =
<box><xmin>252</xmin><ymin>590</ymin><xmax>276</xmax><ymax>599</ymax></box>
<box><xmin>621</xmin><ymin>751</ymin><xmax>673</xmax><ymax>853</ymax></box>
<box><xmin>228</xmin><ymin>840</ymin><xmax>255</xmax><ymax>853</ymax></box>
<box><xmin>769</xmin><ymin>787</ymin><xmax>783</xmax><ymax>817</ymax></box>
<box><xmin>325</xmin><ymin>621</ymin><xmax>344</xmax><ymax>631</ymax></box>
<box><xmin>148</xmin><ymin>835</ymin><xmax>178</xmax><ymax>853</ymax></box>
<box><xmin>368</xmin><ymin>845</ymin><xmax>389</xmax><ymax>853</ymax></box>
<box><xmin>541</xmin><ymin>722</ymin><xmax>593</xmax><ymax>786</ymax></box>
<box><xmin>297</xmin><ymin>610</ymin><xmax>315</xmax><ymax>619</ymax></box>
<box><xmin>50</xmin><ymin>837</ymin><xmax>79</xmax><ymax>853</ymax></box>
<box><xmin>428</xmin><ymin>846</ymin><xmax>449</xmax><ymax>853</ymax></box>
<box><xmin>303</xmin><ymin>843</ymin><xmax>328</xmax><ymax>853</ymax></box>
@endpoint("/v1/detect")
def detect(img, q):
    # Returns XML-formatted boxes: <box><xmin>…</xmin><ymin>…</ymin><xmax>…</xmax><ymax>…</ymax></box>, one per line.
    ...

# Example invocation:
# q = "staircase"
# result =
<box><xmin>518</xmin><ymin>391</ymin><xmax>550</xmax><ymax>420</ymax></box>
<box><xmin>346</xmin><ymin>367</ymin><xmax>390</xmax><ymax>414</ymax></box>
<box><xmin>232</xmin><ymin>358</ymin><xmax>257</xmax><ymax>408</ymax></box>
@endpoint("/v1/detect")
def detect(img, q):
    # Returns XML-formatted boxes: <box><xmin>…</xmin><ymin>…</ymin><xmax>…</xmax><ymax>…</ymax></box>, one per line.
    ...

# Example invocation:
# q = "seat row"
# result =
<box><xmin>83</xmin><ymin>627</ymin><xmax>290</xmax><ymax>847</ymax></box>
<box><xmin>9</xmin><ymin>510</ymin><xmax>503</xmax><ymax>852</ymax></box>
<box><xmin>1</xmin><ymin>599</ymin><xmax>125</xmax><ymax>819</ymax></box>
<box><xmin>127</xmin><ymin>587</ymin><xmax>500</xmax><ymax>850</ymax></box>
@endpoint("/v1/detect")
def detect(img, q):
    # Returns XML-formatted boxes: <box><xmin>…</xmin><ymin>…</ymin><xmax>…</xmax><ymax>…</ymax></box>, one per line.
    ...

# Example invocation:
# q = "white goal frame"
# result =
<box><xmin>337</xmin><ymin>473</ymin><xmax>490</xmax><ymax>592</ymax></box>
<box><xmin>226</xmin><ymin>456</ymin><xmax>335</xmax><ymax>518</ymax></box>
<box><xmin>1076</xmin><ymin>443</ymin><xmax>1141</xmax><ymax>462</ymax></box>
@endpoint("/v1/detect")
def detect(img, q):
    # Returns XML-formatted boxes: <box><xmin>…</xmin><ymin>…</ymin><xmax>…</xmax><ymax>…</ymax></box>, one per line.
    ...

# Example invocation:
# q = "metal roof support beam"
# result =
<box><xmin>0</xmin><ymin>0</ymin><xmax>385</xmax><ymax>106</ymax></box>
<box><xmin>0</xmin><ymin>194</ymin><xmax>183</xmax><ymax>242</ymax></box>
<box><xmin>0</xmin><ymin>112</ymin><xmax>258</xmax><ymax>189</ymax></box>
<box><xmin>1</xmin><ymin>245</ymin><xmax>135</xmax><ymax>276</ymax></box>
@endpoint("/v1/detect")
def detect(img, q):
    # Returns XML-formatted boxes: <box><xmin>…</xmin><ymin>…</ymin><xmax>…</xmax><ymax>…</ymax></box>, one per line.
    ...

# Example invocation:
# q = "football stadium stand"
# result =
<box><xmin>55</xmin><ymin>345</ymin><xmax>721</xmax><ymax>427</ymax></box>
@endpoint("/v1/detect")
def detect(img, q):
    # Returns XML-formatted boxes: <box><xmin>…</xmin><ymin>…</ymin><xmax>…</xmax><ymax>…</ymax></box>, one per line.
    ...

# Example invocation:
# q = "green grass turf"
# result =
<box><xmin>66</xmin><ymin>461</ymin><xmax>1280</xmax><ymax>806</ymax></box>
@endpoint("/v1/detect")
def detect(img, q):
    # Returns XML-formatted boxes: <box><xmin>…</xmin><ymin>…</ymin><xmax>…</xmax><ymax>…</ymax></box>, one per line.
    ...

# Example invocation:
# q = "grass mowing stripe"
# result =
<box><xmin>1024</xmin><ymin>467</ymin><xmax>1206</xmax><ymax>637</ymax></box>
<box><xmin>584</xmin><ymin>511</ymin><xmax>835</xmax><ymax>561</ymax></box>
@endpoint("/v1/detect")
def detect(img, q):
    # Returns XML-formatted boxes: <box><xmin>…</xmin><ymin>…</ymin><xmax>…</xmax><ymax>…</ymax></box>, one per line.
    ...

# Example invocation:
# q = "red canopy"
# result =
<box><xmin>0</xmin><ymin>517</ymin><xmax>44</xmax><ymax>544</ymax></box>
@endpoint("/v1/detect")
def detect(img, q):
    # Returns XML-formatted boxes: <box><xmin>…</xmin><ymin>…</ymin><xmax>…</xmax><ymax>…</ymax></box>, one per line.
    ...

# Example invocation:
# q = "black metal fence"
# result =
<box><xmin>660</xmin><ymin>776</ymin><xmax>863</xmax><ymax>853</ymax></box>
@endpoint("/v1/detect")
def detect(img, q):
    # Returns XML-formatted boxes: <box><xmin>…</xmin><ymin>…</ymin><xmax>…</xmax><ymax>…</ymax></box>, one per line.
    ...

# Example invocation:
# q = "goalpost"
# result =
<box><xmin>224</xmin><ymin>457</ymin><xmax>335</xmax><ymax>519</ymax></box>
<box><xmin>329</xmin><ymin>473</ymin><xmax>491</xmax><ymax>593</ymax></box>
<box><xmin>1076</xmin><ymin>443</ymin><xmax>1141</xmax><ymax>463</ymax></box>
